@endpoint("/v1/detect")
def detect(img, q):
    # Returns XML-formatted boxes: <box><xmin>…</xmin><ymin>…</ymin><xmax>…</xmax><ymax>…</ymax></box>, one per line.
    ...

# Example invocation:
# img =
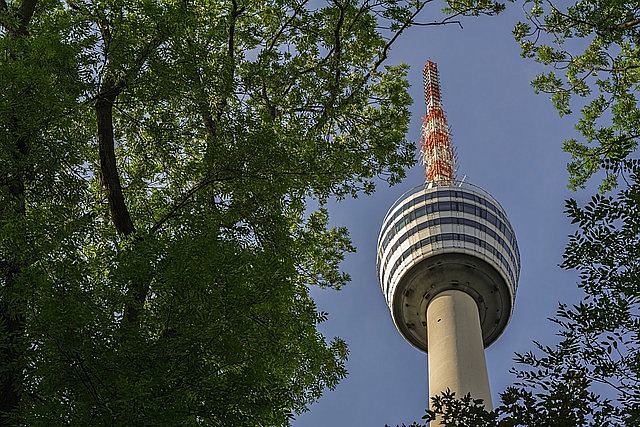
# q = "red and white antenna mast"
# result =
<box><xmin>420</xmin><ymin>60</ymin><xmax>456</xmax><ymax>185</ymax></box>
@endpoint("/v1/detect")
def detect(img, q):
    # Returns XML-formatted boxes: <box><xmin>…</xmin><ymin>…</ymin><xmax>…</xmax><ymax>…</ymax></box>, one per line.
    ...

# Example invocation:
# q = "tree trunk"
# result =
<box><xmin>0</xmin><ymin>133</ymin><xmax>28</xmax><ymax>425</ymax></box>
<box><xmin>0</xmin><ymin>1</ymin><xmax>40</xmax><ymax>421</ymax></box>
<box><xmin>95</xmin><ymin>78</ymin><xmax>150</xmax><ymax>325</ymax></box>
<box><xmin>96</xmin><ymin>78</ymin><xmax>135</xmax><ymax>237</ymax></box>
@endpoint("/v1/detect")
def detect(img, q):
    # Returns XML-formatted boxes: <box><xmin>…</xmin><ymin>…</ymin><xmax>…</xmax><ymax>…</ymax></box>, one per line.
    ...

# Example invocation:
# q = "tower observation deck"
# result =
<box><xmin>376</xmin><ymin>60</ymin><xmax>520</xmax><ymax>411</ymax></box>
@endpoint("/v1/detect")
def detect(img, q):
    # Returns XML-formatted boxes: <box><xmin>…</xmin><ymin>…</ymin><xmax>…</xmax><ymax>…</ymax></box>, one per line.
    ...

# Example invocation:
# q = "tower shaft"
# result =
<box><xmin>426</xmin><ymin>290</ymin><xmax>492</xmax><ymax>413</ymax></box>
<box><xmin>420</xmin><ymin>60</ymin><xmax>455</xmax><ymax>184</ymax></box>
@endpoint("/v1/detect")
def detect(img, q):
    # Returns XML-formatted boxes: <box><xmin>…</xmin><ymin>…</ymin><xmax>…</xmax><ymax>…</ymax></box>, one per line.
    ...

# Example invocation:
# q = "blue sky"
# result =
<box><xmin>293</xmin><ymin>4</ymin><xmax>592</xmax><ymax>427</ymax></box>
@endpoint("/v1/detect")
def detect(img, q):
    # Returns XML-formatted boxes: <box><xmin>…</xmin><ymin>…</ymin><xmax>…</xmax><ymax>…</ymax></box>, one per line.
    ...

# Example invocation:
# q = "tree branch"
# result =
<box><xmin>150</xmin><ymin>179</ymin><xmax>216</xmax><ymax>235</ymax></box>
<box><xmin>2</xmin><ymin>0</ymin><xmax>37</xmax><ymax>37</ymax></box>
<box><xmin>411</xmin><ymin>19</ymin><xmax>463</xmax><ymax>29</ymax></box>
<box><xmin>332</xmin><ymin>0</ymin><xmax>345</xmax><ymax>85</ymax></box>
<box><xmin>617</xmin><ymin>18</ymin><xmax>640</xmax><ymax>30</ymax></box>
<box><xmin>370</xmin><ymin>1</ymin><xmax>429</xmax><ymax>77</ymax></box>
<box><xmin>265</xmin><ymin>0</ymin><xmax>309</xmax><ymax>52</ymax></box>
<box><xmin>17</xmin><ymin>0</ymin><xmax>37</xmax><ymax>33</ymax></box>
<box><xmin>96</xmin><ymin>78</ymin><xmax>136</xmax><ymax>237</ymax></box>
<box><xmin>228</xmin><ymin>0</ymin><xmax>245</xmax><ymax>58</ymax></box>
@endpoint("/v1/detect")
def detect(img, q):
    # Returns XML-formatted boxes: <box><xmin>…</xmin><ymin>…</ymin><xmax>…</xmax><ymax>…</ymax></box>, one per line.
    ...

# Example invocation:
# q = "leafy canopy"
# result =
<box><xmin>514</xmin><ymin>0</ymin><xmax>640</xmax><ymax>190</ymax></box>
<box><xmin>1</xmin><ymin>0</ymin><xmax>506</xmax><ymax>425</ymax></box>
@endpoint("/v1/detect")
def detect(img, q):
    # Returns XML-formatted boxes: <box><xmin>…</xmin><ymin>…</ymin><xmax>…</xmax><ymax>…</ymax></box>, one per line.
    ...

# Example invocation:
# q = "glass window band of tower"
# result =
<box><xmin>381</xmin><ymin>233</ymin><xmax>517</xmax><ymax>304</ymax></box>
<box><xmin>380</xmin><ymin>189</ymin><xmax>517</xmax><ymax>252</ymax></box>
<box><xmin>378</xmin><ymin>216</ymin><xmax>519</xmax><ymax>288</ymax></box>
<box><xmin>378</xmin><ymin>201</ymin><xmax>519</xmax><ymax>264</ymax></box>
<box><xmin>380</xmin><ymin>183</ymin><xmax>514</xmax><ymax>230</ymax></box>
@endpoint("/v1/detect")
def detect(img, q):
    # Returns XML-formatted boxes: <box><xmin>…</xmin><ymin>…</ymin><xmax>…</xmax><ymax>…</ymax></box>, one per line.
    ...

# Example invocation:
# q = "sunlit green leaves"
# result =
<box><xmin>1</xmin><ymin>0</ymin><xmax>510</xmax><ymax>424</ymax></box>
<box><xmin>443</xmin><ymin>0</ymin><xmax>505</xmax><ymax>17</ymax></box>
<box><xmin>515</xmin><ymin>0</ymin><xmax>640</xmax><ymax>189</ymax></box>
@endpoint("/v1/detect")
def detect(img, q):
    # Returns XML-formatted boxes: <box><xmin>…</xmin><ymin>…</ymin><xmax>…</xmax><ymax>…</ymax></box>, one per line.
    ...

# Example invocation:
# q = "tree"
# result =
<box><xmin>0</xmin><ymin>0</ymin><xmax>505</xmax><ymax>425</ymax></box>
<box><xmin>414</xmin><ymin>383</ymin><xmax>618</xmax><ymax>426</ymax></box>
<box><xmin>513</xmin><ymin>0</ymin><xmax>640</xmax><ymax>191</ymax></box>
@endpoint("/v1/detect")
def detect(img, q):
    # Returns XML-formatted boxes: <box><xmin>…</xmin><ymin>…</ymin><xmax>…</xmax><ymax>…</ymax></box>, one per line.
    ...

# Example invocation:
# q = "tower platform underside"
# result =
<box><xmin>377</xmin><ymin>182</ymin><xmax>520</xmax><ymax>352</ymax></box>
<box><xmin>392</xmin><ymin>252</ymin><xmax>509</xmax><ymax>351</ymax></box>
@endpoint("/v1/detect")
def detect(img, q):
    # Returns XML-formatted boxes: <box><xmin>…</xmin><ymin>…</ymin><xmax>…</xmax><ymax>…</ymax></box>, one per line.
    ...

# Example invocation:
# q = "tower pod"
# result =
<box><xmin>377</xmin><ymin>181</ymin><xmax>520</xmax><ymax>352</ymax></box>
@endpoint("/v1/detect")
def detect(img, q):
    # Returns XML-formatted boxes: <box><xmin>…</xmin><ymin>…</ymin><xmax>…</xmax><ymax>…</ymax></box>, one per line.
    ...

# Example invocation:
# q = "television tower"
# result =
<box><xmin>377</xmin><ymin>60</ymin><xmax>520</xmax><ymax>415</ymax></box>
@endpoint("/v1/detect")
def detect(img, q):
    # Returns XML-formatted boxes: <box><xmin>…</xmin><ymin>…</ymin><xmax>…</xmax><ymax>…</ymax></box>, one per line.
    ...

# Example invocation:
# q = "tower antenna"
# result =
<box><xmin>420</xmin><ymin>60</ymin><xmax>456</xmax><ymax>184</ymax></box>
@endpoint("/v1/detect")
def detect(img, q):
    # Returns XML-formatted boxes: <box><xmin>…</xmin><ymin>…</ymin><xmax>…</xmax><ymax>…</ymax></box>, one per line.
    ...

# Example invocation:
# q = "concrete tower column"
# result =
<box><xmin>426</xmin><ymin>290</ymin><xmax>492</xmax><ymax>411</ymax></box>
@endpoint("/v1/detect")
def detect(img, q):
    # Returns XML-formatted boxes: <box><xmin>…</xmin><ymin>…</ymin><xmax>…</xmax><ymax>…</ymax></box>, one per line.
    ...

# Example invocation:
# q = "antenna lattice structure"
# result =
<box><xmin>420</xmin><ymin>60</ymin><xmax>456</xmax><ymax>184</ymax></box>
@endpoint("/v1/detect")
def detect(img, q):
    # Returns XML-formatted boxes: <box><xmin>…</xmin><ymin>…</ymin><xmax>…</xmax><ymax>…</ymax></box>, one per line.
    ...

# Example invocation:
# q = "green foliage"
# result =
<box><xmin>527</xmin><ymin>159</ymin><xmax>640</xmax><ymax>425</ymax></box>
<box><xmin>1</xmin><ymin>0</ymin><xmax>508</xmax><ymax>425</ymax></box>
<box><xmin>386</xmin><ymin>391</ymin><xmax>496</xmax><ymax>427</ymax></box>
<box><xmin>424</xmin><ymin>390</ymin><xmax>498</xmax><ymax>426</ymax></box>
<box><xmin>502</xmin><ymin>363</ymin><xmax>622</xmax><ymax>426</ymax></box>
<box><xmin>514</xmin><ymin>0</ymin><xmax>640</xmax><ymax>190</ymax></box>
<box><xmin>418</xmin><ymin>385</ymin><xmax>618</xmax><ymax>426</ymax></box>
